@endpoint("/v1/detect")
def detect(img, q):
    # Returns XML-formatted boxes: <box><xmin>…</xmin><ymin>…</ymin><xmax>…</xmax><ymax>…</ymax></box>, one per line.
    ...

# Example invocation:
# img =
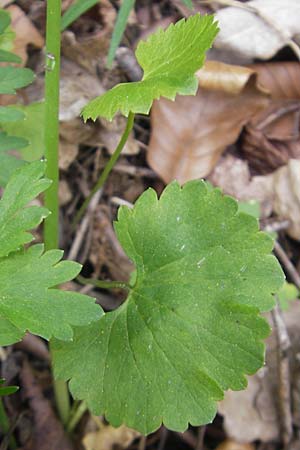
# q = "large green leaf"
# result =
<box><xmin>82</xmin><ymin>14</ymin><xmax>218</xmax><ymax>121</ymax></box>
<box><xmin>0</xmin><ymin>244</ymin><xmax>103</xmax><ymax>342</ymax></box>
<box><xmin>0</xmin><ymin>102</ymin><xmax>45</xmax><ymax>161</ymax></box>
<box><xmin>0</xmin><ymin>317</ymin><xmax>23</xmax><ymax>346</ymax></box>
<box><xmin>53</xmin><ymin>181</ymin><xmax>284</xmax><ymax>434</ymax></box>
<box><xmin>0</xmin><ymin>160</ymin><xmax>50</xmax><ymax>258</ymax></box>
<box><xmin>0</xmin><ymin>67</ymin><xmax>34</xmax><ymax>94</ymax></box>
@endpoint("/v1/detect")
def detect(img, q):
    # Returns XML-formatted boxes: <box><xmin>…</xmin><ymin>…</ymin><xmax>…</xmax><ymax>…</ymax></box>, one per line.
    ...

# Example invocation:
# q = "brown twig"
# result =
<box><xmin>271</xmin><ymin>299</ymin><xmax>293</xmax><ymax>448</ymax></box>
<box><xmin>274</xmin><ymin>241</ymin><xmax>300</xmax><ymax>289</ymax></box>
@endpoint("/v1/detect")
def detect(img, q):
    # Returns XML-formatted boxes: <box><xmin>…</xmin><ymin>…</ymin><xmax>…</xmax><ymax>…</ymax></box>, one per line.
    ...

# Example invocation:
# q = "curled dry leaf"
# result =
<box><xmin>210</xmin><ymin>156</ymin><xmax>300</xmax><ymax>240</ymax></box>
<box><xmin>215</xmin><ymin>439</ymin><xmax>255</xmax><ymax>450</ymax></box>
<box><xmin>59</xmin><ymin>58</ymin><xmax>104</xmax><ymax>121</ymax></box>
<box><xmin>83</xmin><ymin>424</ymin><xmax>140</xmax><ymax>450</ymax></box>
<box><xmin>219</xmin><ymin>301</ymin><xmax>300</xmax><ymax>443</ymax></box>
<box><xmin>242</xmin><ymin>63</ymin><xmax>300</xmax><ymax>174</ymax></box>
<box><xmin>7</xmin><ymin>5</ymin><xmax>44</xmax><ymax>65</ymax></box>
<box><xmin>148</xmin><ymin>61</ymin><xmax>269</xmax><ymax>183</ymax></box>
<box><xmin>208</xmin><ymin>155</ymin><xmax>274</xmax><ymax>218</ymax></box>
<box><xmin>271</xmin><ymin>159</ymin><xmax>300</xmax><ymax>240</ymax></box>
<box><xmin>214</xmin><ymin>0</ymin><xmax>300</xmax><ymax>61</ymax></box>
<box><xmin>61</xmin><ymin>0</ymin><xmax>116</xmax><ymax>73</ymax></box>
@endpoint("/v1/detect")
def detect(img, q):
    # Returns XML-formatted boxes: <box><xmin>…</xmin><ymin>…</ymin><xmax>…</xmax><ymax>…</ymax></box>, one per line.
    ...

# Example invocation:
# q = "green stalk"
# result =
<box><xmin>77</xmin><ymin>275</ymin><xmax>130</xmax><ymax>290</ymax></box>
<box><xmin>74</xmin><ymin>111</ymin><xmax>135</xmax><ymax>226</ymax></box>
<box><xmin>0</xmin><ymin>398</ymin><xmax>16</xmax><ymax>449</ymax></box>
<box><xmin>67</xmin><ymin>401</ymin><xmax>88</xmax><ymax>433</ymax></box>
<box><xmin>44</xmin><ymin>0</ymin><xmax>70</xmax><ymax>427</ymax></box>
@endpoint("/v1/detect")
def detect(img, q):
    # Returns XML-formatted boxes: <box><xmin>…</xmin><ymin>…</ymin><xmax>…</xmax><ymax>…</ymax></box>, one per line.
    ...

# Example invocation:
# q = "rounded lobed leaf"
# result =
<box><xmin>53</xmin><ymin>181</ymin><xmax>284</xmax><ymax>434</ymax></box>
<box><xmin>82</xmin><ymin>14</ymin><xmax>218</xmax><ymax>122</ymax></box>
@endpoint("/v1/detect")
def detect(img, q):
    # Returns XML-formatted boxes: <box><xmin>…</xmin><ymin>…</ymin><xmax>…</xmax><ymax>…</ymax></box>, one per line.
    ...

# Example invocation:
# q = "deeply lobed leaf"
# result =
<box><xmin>0</xmin><ymin>67</ymin><xmax>34</xmax><ymax>95</ymax></box>
<box><xmin>0</xmin><ymin>244</ymin><xmax>103</xmax><ymax>342</ymax></box>
<box><xmin>53</xmin><ymin>181</ymin><xmax>284</xmax><ymax>435</ymax></box>
<box><xmin>0</xmin><ymin>160</ymin><xmax>50</xmax><ymax>257</ymax></box>
<box><xmin>82</xmin><ymin>14</ymin><xmax>218</xmax><ymax>121</ymax></box>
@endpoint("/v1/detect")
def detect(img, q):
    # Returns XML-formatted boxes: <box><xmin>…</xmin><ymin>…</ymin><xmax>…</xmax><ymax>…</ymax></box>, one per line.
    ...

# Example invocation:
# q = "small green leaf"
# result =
<box><xmin>0</xmin><ymin>107</ymin><xmax>25</xmax><ymax>122</ymax></box>
<box><xmin>0</xmin><ymin>102</ymin><xmax>45</xmax><ymax>161</ymax></box>
<box><xmin>0</xmin><ymin>317</ymin><xmax>23</xmax><ymax>346</ymax></box>
<box><xmin>0</xmin><ymin>160</ymin><xmax>50</xmax><ymax>257</ymax></box>
<box><xmin>82</xmin><ymin>14</ymin><xmax>218</xmax><ymax>121</ymax></box>
<box><xmin>181</xmin><ymin>0</ymin><xmax>194</xmax><ymax>8</ymax></box>
<box><xmin>0</xmin><ymin>131</ymin><xmax>27</xmax><ymax>186</ymax></box>
<box><xmin>61</xmin><ymin>0</ymin><xmax>99</xmax><ymax>30</ymax></box>
<box><xmin>0</xmin><ymin>379</ymin><xmax>19</xmax><ymax>397</ymax></box>
<box><xmin>277</xmin><ymin>282</ymin><xmax>298</xmax><ymax>310</ymax></box>
<box><xmin>0</xmin><ymin>244</ymin><xmax>103</xmax><ymax>341</ymax></box>
<box><xmin>0</xmin><ymin>10</ymin><xmax>10</xmax><ymax>35</ymax></box>
<box><xmin>0</xmin><ymin>48</ymin><xmax>21</xmax><ymax>63</ymax></box>
<box><xmin>107</xmin><ymin>0</ymin><xmax>135</xmax><ymax>68</ymax></box>
<box><xmin>0</xmin><ymin>131</ymin><xmax>28</xmax><ymax>151</ymax></box>
<box><xmin>0</xmin><ymin>67</ymin><xmax>34</xmax><ymax>94</ymax></box>
<box><xmin>53</xmin><ymin>180</ymin><xmax>284</xmax><ymax>435</ymax></box>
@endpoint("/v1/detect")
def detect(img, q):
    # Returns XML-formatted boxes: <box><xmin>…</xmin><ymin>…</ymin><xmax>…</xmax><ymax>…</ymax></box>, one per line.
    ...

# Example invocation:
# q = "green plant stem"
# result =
<box><xmin>44</xmin><ymin>0</ymin><xmax>61</xmax><ymax>250</ymax></box>
<box><xmin>0</xmin><ymin>398</ymin><xmax>16</xmax><ymax>449</ymax></box>
<box><xmin>74</xmin><ymin>111</ymin><xmax>135</xmax><ymax>226</ymax></box>
<box><xmin>67</xmin><ymin>401</ymin><xmax>88</xmax><ymax>433</ymax></box>
<box><xmin>77</xmin><ymin>275</ymin><xmax>130</xmax><ymax>290</ymax></box>
<box><xmin>44</xmin><ymin>0</ymin><xmax>70</xmax><ymax>427</ymax></box>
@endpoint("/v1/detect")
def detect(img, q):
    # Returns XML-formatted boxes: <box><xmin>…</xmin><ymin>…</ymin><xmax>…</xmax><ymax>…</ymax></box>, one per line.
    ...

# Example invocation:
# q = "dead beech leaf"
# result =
<box><xmin>83</xmin><ymin>424</ymin><xmax>140</xmax><ymax>450</ymax></box>
<box><xmin>148</xmin><ymin>61</ymin><xmax>269</xmax><ymax>183</ymax></box>
<box><xmin>271</xmin><ymin>159</ymin><xmax>300</xmax><ymax>240</ymax></box>
<box><xmin>242</xmin><ymin>63</ymin><xmax>300</xmax><ymax>173</ymax></box>
<box><xmin>208</xmin><ymin>155</ymin><xmax>274</xmax><ymax>218</ymax></box>
<box><xmin>7</xmin><ymin>5</ymin><xmax>44</xmax><ymax>65</ymax></box>
<box><xmin>214</xmin><ymin>0</ymin><xmax>300</xmax><ymax>61</ymax></box>
<box><xmin>210</xmin><ymin>156</ymin><xmax>300</xmax><ymax>240</ymax></box>
<box><xmin>59</xmin><ymin>58</ymin><xmax>104</xmax><ymax>121</ymax></box>
<box><xmin>215</xmin><ymin>439</ymin><xmax>255</xmax><ymax>450</ymax></box>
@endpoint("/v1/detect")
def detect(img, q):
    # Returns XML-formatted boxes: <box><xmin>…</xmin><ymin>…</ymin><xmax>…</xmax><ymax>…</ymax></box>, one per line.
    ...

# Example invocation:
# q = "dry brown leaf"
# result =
<box><xmin>210</xmin><ymin>156</ymin><xmax>300</xmax><ymax>240</ymax></box>
<box><xmin>148</xmin><ymin>61</ymin><xmax>269</xmax><ymax>183</ymax></box>
<box><xmin>208</xmin><ymin>154</ymin><xmax>274</xmax><ymax>218</ymax></box>
<box><xmin>99</xmin><ymin>116</ymin><xmax>140</xmax><ymax>155</ymax></box>
<box><xmin>82</xmin><ymin>424</ymin><xmax>140</xmax><ymax>450</ymax></box>
<box><xmin>271</xmin><ymin>159</ymin><xmax>300</xmax><ymax>240</ymax></box>
<box><xmin>219</xmin><ymin>301</ymin><xmax>300</xmax><ymax>442</ymax></box>
<box><xmin>59</xmin><ymin>58</ymin><xmax>104</xmax><ymax>121</ymax></box>
<box><xmin>61</xmin><ymin>0</ymin><xmax>116</xmax><ymax>74</ymax></box>
<box><xmin>215</xmin><ymin>439</ymin><xmax>255</xmax><ymax>450</ymax></box>
<box><xmin>59</xmin><ymin>139</ymin><xmax>78</xmax><ymax>170</ymax></box>
<box><xmin>59</xmin><ymin>180</ymin><xmax>72</xmax><ymax>206</ymax></box>
<box><xmin>7</xmin><ymin>5</ymin><xmax>44</xmax><ymax>65</ymax></box>
<box><xmin>214</xmin><ymin>0</ymin><xmax>300</xmax><ymax>61</ymax></box>
<box><xmin>242</xmin><ymin>63</ymin><xmax>300</xmax><ymax>173</ymax></box>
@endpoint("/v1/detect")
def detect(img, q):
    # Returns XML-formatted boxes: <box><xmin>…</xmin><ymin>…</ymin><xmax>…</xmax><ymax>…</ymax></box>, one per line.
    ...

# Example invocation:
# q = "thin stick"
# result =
<box><xmin>274</xmin><ymin>241</ymin><xmax>300</xmax><ymax>289</ymax></box>
<box><xmin>67</xmin><ymin>401</ymin><xmax>88</xmax><ymax>433</ymax></box>
<box><xmin>271</xmin><ymin>299</ymin><xmax>292</xmax><ymax>448</ymax></box>
<box><xmin>77</xmin><ymin>275</ymin><xmax>130</xmax><ymax>291</ymax></box>
<box><xmin>44</xmin><ymin>0</ymin><xmax>70</xmax><ymax>427</ymax></box>
<box><xmin>73</xmin><ymin>111</ymin><xmax>135</xmax><ymax>226</ymax></box>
